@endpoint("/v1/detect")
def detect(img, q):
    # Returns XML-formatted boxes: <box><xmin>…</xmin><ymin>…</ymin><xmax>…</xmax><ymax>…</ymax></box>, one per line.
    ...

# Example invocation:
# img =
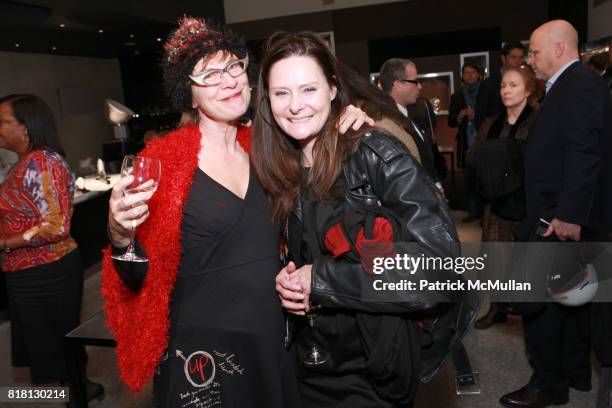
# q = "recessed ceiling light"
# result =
<box><xmin>98</xmin><ymin>29</ymin><xmax>104</xmax><ymax>34</ymax></box>
<box><xmin>14</xmin><ymin>43</ymin><xmax>20</xmax><ymax>48</ymax></box>
<box><xmin>59</xmin><ymin>23</ymin><xmax>66</xmax><ymax>28</ymax></box>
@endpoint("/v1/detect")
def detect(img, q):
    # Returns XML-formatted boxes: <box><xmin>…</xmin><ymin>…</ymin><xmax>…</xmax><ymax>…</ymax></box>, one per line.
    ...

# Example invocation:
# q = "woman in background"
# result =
<box><xmin>0</xmin><ymin>94</ymin><xmax>103</xmax><ymax>400</ymax></box>
<box><xmin>469</xmin><ymin>66</ymin><xmax>536</xmax><ymax>329</ymax></box>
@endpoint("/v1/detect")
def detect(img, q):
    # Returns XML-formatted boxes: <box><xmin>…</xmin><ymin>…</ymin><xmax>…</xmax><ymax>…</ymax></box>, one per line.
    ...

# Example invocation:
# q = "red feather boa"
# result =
<box><xmin>101</xmin><ymin>124</ymin><xmax>251</xmax><ymax>392</ymax></box>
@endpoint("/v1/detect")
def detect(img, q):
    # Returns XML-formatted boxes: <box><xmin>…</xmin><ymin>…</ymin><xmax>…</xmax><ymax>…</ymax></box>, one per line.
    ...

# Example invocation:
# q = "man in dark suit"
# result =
<box><xmin>499</xmin><ymin>20</ymin><xmax>612</xmax><ymax>408</ymax></box>
<box><xmin>448</xmin><ymin>63</ymin><xmax>483</xmax><ymax>223</ymax></box>
<box><xmin>379</xmin><ymin>58</ymin><xmax>443</xmax><ymax>195</ymax></box>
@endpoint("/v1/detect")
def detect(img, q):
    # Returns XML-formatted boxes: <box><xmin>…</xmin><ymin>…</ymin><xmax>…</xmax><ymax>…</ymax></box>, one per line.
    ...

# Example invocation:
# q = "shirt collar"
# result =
<box><xmin>546</xmin><ymin>59</ymin><xmax>579</xmax><ymax>94</ymax></box>
<box><xmin>396</xmin><ymin>103</ymin><xmax>408</xmax><ymax>117</ymax></box>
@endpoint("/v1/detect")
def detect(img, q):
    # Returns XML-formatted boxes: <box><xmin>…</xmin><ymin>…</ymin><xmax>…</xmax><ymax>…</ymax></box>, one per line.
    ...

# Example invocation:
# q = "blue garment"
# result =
<box><xmin>462</xmin><ymin>82</ymin><xmax>480</xmax><ymax>147</ymax></box>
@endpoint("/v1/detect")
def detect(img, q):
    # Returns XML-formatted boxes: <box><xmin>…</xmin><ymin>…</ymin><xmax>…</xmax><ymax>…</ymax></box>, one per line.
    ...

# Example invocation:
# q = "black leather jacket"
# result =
<box><xmin>287</xmin><ymin>129</ymin><xmax>459</xmax><ymax>312</ymax></box>
<box><xmin>286</xmin><ymin>130</ymin><xmax>478</xmax><ymax>386</ymax></box>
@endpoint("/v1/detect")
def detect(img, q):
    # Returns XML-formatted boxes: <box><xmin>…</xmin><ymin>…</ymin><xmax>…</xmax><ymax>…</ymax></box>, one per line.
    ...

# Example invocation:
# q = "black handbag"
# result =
<box><xmin>474</xmin><ymin>137</ymin><xmax>526</xmax><ymax>221</ymax></box>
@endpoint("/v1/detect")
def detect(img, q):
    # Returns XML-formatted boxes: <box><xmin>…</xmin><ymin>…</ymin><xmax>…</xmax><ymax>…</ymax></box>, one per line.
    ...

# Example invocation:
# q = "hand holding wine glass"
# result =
<box><xmin>275</xmin><ymin>263</ymin><xmax>328</xmax><ymax>366</ymax></box>
<box><xmin>109</xmin><ymin>155</ymin><xmax>161</xmax><ymax>262</ymax></box>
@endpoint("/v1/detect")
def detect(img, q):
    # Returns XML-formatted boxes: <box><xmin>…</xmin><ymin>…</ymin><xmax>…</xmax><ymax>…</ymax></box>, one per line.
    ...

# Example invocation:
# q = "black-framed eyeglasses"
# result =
<box><xmin>398</xmin><ymin>78</ymin><xmax>419</xmax><ymax>85</ymax></box>
<box><xmin>189</xmin><ymin>56</ymin><xmax>249</xmax><ymax>86</ymax></box>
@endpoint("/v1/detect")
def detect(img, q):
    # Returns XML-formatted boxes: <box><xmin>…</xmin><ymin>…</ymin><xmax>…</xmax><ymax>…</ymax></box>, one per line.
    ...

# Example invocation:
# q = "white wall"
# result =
<box><xmin>224</xmin><ymin>0</ymin><xmax>408</xmax><ymax>23</ymax></box>
<box><xmin>588</xmin><ymin>0</ymin><xmax>612</xmax><ymax>41</ymax></box>
<box><xmin>0</xmin><ymin>51</ymin><xmax>124</xmax><ymax>170</ymax></box>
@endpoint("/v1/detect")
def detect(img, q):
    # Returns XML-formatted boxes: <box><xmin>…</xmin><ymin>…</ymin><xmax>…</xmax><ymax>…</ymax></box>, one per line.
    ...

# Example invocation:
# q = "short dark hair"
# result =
<box><xmin>378</xmin><ymin>58</ymin><xmax>415</xmax><ymax>93</ymax></box>
<box><xmin>461</xmin><ymin>63</ymin><xmax>482</xmax><ymax>76</ymax></box>
<box><xmin>0</xmin><ymin>94</ymin><xmax>64</xmax><ymax>155</ymax></box>
<box><xmin>161</xmin><ymin>17</ymin><xmax>248</xmax><ymax>111</ymax></box>
<box><xmin>502</xmin><ymin>41</ymin><xmax>526</xmax><ymax>56</ymax></box>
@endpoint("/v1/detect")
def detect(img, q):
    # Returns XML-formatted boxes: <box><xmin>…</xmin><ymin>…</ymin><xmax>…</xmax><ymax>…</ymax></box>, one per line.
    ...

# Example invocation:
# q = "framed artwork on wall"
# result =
<box><xmin>369</xmin><ymin>72</ymin><xmax>380</xmax><ymax>86</ymax></box>
<box><xmin>318</xmin><ymin>31</ymin><xmax>335</xmax><ymax>55</ymax></box>
<box><xmin>459</xmin><ymin>51</ymin><xmax>490</xmax><ymax>77</ymax></box>
<box><xmin>416</xmin><ymin>71</ymin><xmax>454</xmax><ymax>115</ymax></box>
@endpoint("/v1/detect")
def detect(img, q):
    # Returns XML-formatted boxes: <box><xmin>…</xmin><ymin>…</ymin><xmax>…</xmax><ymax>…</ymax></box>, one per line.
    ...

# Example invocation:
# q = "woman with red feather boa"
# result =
<box><xmin>102</xmin><ymin>17</ymin><xmax>370</xmax><ymax>407</ymax></box>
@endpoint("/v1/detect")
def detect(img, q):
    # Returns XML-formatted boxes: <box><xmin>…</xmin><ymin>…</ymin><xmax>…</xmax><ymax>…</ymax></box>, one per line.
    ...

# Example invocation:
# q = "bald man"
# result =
<box><xmin>499</xmin><ymin>20</ymin><xmax>612</xmax><ymax>408</ymax></box>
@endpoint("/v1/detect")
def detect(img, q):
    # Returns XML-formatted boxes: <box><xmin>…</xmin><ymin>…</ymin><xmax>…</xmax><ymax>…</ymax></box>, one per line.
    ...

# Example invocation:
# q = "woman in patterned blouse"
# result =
<box><xmin>0</xmin><ymin>94</ymin><xmax>103</xmax><ymax>398</ymax></box>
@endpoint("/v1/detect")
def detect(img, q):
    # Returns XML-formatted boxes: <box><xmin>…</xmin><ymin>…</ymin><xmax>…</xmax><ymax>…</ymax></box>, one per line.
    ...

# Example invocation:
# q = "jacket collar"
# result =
<box><xmin>545</xmin><ymin>59</ymin><xmax>580</xmax><ymax>94</ymax></box>
<box><xmin>531</xmin><ymin>61</ymin><xmax>581</xmax><ymax>125</ymax></box>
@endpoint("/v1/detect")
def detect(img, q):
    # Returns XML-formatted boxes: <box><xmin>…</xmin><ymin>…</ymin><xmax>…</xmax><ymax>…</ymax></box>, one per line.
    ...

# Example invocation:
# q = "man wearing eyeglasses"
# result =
<box><xmin>379</xmin><ymin>58</ymin><xmax>443</xmax><ymax>194</ymax></box>
<box><xmin>499</xmin><ymin>19</ymin><xmax>612</xmax><ymax>408</ymax></box>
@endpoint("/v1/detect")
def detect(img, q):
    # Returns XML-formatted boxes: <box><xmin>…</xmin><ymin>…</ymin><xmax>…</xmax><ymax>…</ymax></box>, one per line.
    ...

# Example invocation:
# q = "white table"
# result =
<box><xmin>73</xmin><ymin>174</ymin><xmax>120</xmax><ymax>204</ymax></box>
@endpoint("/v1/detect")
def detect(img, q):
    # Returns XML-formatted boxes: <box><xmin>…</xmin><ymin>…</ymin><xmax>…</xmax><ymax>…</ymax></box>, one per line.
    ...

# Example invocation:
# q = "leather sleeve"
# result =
<box><xmin>310</xmin><ymin>132</ymin><xmax>459</xmax><ymax>313</ymax></box>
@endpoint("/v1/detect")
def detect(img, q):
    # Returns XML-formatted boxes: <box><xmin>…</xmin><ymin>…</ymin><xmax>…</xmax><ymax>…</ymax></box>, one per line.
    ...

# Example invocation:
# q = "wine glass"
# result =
<box><xmin>111</xmin><ymin>155</ymin><xmax>161</xmax><ymax>263</ymax></box>
<box><xmin>301</xmin><ymin>305</ymin><xmax>329</xmax><ymax>366</ymax></box>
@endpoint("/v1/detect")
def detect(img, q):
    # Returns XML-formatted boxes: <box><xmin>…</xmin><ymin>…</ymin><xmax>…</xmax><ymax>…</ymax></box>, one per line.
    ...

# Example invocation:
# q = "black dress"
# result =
<box><xmin>153</xmin><ymin>168</ymin><xmax>300</xmax><ymax>408</ymax></box>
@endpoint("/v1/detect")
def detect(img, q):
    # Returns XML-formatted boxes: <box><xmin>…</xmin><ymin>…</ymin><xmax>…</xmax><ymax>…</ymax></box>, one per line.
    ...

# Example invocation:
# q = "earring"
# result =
<box><xmin>23</xmin><ymin>130</ymin><xmax>29</xmax><ymax>142</ymax></box>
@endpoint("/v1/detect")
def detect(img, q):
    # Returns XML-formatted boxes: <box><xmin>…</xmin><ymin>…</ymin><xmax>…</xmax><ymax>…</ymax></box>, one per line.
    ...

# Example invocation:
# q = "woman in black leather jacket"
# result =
<box><xmin>251</xmin><ymin>32</ymin><xmax>472</xmax><ymax>408</ymax></box>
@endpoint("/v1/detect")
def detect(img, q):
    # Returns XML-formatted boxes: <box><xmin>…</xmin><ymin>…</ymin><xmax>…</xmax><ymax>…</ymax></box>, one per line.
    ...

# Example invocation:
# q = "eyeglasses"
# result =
<box><xmin>398</xmin><ymin>78</ymin><xmax>419</xmax><ymax>85</ymax></box>
<box><xmin>189</xmin><ymin>56</ymin><xmax>249</xmax><ymax>86</ymax></box>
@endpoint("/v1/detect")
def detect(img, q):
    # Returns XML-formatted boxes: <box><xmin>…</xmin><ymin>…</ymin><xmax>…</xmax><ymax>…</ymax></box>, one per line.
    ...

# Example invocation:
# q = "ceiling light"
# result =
<box><xmin>52</xmin><ymin>46</ymin><xmax>57</xmax><ymax>51</ymax></box>
<box><xmin>129</xmin><ymin>34</ymin><xmax>135</xmax><ymax>38</ymax></box>
<box><xmin>14</xmin><ymin>43</ymin><xmax>20</xmax><ymax>48</ymax></box>
<box><xmin>59</xmin><ymin>23</ymin><xmax>66</xmax><ymax>28</ymax></box>
<box><xmin>156</xmin><ymin>37</ymin><xmax>162</xmax><ymax>42</ymax></box>
<box><xmin>98</xmin><ymin>29</ymin><xmax>104</xmax><ymax>34</ymax></box>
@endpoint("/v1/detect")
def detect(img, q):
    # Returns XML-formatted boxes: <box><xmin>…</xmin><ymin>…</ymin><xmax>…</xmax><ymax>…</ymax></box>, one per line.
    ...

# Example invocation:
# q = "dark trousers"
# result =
<box><xmin>523</xmin><ymin>302</ymin><xmax>591</xmax><ymax>394</ymax></box>
<box><xmin>6</xmin><ymin>249</ymin><xmax>86</xmax><ymax>384</ymax></box>
<box><xmin>0</xmin><ymin>271</ymin><xmax>8</xmax><ymax>311</ymax></box>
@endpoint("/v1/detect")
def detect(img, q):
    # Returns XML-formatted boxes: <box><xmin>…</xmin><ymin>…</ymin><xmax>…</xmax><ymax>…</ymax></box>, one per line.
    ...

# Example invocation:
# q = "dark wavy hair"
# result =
<box><xmin>160</xmin><ymin>17</ymin><xmax>248</xmax><ymax>111</ymax></box>
<box><xmin>252</xmin><ymin>31</ymin><xmax>406</xmax><ymax>223</ymax></box>
<box><xmin>502</xmin><ymin>41</ymin><xmax>527</xmax><ymax>56</ymax></box>
<box><xmin>0</xmin><ymin>94</ymin><xmax>64</xmax><ymax>156</ymax></box>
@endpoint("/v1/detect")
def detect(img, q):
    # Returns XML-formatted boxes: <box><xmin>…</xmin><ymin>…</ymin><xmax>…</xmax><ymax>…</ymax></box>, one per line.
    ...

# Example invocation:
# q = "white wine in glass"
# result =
<box><xmin>111</xmin><ymin>155</ymin><xmax>161</xmax><ymax>262</ymax></box>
